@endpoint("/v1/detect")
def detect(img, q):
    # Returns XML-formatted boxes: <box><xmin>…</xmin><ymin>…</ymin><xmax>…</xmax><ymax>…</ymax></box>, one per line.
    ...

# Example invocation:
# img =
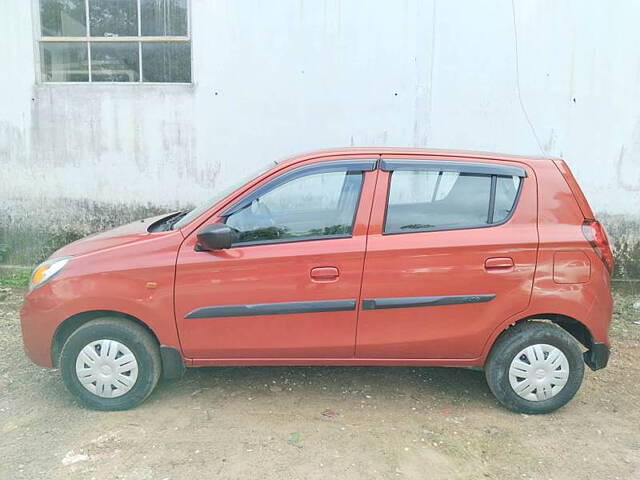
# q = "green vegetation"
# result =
<box><xmin>614</xmin><ymin>239</ymin><xmax>640</xmax><ymax>279</ymax></box>
<box><xmin>40</xmin><ymin>228</ymin><xmax>85</xmax><ymax>263</ymax></box>
<box><xmin>236</xmin><ymin>224</ymin><xmax>351</xmax><ymax>243</ymax></box>
<box><xmin>309</xmin><ymin>224</ymin><xmax>351</xmax><ymax>236</ymax></box>
<box><xmin>0</xmin><ymin>268</ymin><xmax>31</xmax><ymax>288</ymax></box>
<box><xmin>610</xmin><ymin>287</ymin><xmax>640</xmax><ymax>342</ymax></box>
<box><xmin>236</xmin><ymin>226</ymin><xmax>290</xmax><ymax>242</ymax></box>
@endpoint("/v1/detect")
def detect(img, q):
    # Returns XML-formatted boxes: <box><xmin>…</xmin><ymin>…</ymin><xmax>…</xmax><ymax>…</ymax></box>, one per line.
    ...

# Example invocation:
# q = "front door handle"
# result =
<box><xmin>485</xmin><ymin>257</ymin><xmax>514</xmax><ymax>270</ymax></box>
<box><xmin>310</xmin><ymin>266</ymin><xmax>340</xmax><ymax>282</ymax></box>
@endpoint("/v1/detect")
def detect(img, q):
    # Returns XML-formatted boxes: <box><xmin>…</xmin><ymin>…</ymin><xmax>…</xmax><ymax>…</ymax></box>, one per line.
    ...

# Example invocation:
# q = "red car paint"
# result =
<box><xmin>20</xmin><ymin>148</ymin><xmax>613</xmax><ymax>371</ymax></box>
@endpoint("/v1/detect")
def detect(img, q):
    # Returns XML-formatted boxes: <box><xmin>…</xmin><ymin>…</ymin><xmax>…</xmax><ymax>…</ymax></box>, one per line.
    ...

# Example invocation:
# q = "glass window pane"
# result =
<box><xmin>141</xmin><ymin>0</ymin><xmax>188</xmax><ymax>36</ymax></box>
<box><xmin>40</xmin><ymin>0</ymin><xmax>86</xmax><ymax>36</ymax></box>
<box><xmin>142</xmin><ymin>42</ymin><xmax>191</xmax><ymax>83</ymax></box>
<box><xmin>385</xmin><ymin>170</ymin><xmax>492</xmax><ymax>233</ymax></box>
<box><xmin>493</xmin><ymin>176</ymin><xmax>521</xmax><ymax>223</ymax></box>
<box><xmin>89</xmin><ymin>0</ymin><xmax>137</xmax><ymax>37</ymax></box>
<box><xmin>226</xmin><ymin>171</ymin><xmax>363</xmax><ymax>244</ymax></box>
<box><xmin>40</xmin><ymin>42</ymin><xmax>89</xmax><ymax>82</ymax></box>
<box><xmin>90</xmin><ymin>43</ymin><xmax>139</xmax><ymax>82</ymax></box>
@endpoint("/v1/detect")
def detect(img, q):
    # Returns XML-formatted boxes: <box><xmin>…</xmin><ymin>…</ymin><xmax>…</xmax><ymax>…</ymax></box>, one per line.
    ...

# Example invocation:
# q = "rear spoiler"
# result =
<box><xmin>552</xmin><ymin>159</ymin><xmax>595</xmax><ymax>220</ymax></box>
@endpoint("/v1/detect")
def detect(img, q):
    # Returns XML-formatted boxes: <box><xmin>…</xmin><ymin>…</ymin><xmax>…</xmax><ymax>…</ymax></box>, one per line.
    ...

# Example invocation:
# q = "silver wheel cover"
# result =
<box><xmin>509</xmin><ymin>344</ymin><xmax>570</xmax><ymax>401</ymax></box>
<box><xmin>75</xmin><ymin>339</ymin><xmax>139</xmax><ymax>398</ymax></box>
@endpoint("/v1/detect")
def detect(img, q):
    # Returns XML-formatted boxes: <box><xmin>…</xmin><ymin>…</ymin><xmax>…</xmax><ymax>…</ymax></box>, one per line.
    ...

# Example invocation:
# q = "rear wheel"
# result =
<box><xmin>485</xmin><ymin>322</ymin><xmax>584</xmax><ymax>414</ymax></box>
<box><xmin>60</xmin><ymin>318</ymin><xmax>161</xmax><ymax>411</ymax></box>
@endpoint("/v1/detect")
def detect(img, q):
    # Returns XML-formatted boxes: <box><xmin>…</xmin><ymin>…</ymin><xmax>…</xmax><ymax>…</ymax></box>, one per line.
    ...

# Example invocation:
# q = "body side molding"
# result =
<box><xmin>362</xmin><ymin>294</ymin><xmax>496</xmax><ymax>310</ymax></box>
<box><xmin>185</xmin><ymin>299</ymin><xmax>357</xmax><ymax>319</ymax></box>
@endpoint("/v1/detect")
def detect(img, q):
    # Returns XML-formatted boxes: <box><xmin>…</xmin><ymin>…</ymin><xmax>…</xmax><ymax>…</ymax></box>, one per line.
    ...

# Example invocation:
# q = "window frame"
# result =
<box><xmin>220</xmin><ymin>160</ymin><xmax>377</xmax><ymax>248</ymax></box>
<box><xmin>33</xmin><ymin>0</ymin><xmax>193</xmax><ymax>85</ymax></box>
<box><xmin>381</xmin><ymin>159</ymin><xmax>526</xmax><ymax>235</ymax></box>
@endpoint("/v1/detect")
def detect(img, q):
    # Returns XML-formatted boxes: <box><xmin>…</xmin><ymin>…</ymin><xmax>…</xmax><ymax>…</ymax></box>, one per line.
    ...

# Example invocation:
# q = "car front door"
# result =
<box><xmin>356</xmin><ymin>156</ymin><xmax>538</xmax><ymax>360</ymax></box>
<box><xmin>174</xmin><ymin>158</ymin><xmax>378</xmax><ymax>360</ymax></box>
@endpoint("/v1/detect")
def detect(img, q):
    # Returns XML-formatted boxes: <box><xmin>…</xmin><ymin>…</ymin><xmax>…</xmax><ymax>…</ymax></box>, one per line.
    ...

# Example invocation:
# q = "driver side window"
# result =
<box><xmin>225</xmin><ymin>170</ymin><xmax>363</xmax><ymax>245</ymax></box>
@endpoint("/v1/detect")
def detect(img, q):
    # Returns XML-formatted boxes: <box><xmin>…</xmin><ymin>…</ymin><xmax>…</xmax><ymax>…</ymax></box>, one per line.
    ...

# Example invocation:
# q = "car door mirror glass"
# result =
<box><xmin>196</xmin><ymin>223</ymin><xmax>235</xmax><ymax>250</ymax></box>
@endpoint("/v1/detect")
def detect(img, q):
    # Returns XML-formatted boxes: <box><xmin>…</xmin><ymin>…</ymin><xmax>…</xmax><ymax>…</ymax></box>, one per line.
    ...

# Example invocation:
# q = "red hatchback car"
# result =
<box><xmin>20</xmin><ymin>148</ymin><xmax>613</xmax><ymax>413</ymax></box>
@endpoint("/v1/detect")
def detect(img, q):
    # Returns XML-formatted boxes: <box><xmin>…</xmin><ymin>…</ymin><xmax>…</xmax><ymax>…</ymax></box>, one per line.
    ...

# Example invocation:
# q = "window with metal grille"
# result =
<box><xmin>38</xmin><ymin>0</ymin><xmax>191</xmax><ymax>83</ymax></box>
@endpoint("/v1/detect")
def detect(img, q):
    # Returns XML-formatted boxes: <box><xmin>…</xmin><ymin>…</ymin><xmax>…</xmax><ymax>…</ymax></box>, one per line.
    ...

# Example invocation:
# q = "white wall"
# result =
<box><xmin>1</xmin><ymin>0</ymin><xmax>639</xmax><ymax>263</ymax></box>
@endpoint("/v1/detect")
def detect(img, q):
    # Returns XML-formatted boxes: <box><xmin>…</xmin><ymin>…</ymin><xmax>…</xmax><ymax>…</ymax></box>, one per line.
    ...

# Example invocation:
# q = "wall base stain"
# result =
<box><xmin>1</xmin><ymin>200</ymin><xmax>639</xmax><ymax>279</ymax></box>
<box><xmin>0</xmin><ymin>197</ymin><xmax>190</xmax><ymax>265</ymax></box>
<box><xmin>599</xmin><ymin>214</ymin><xmax>640</xmax><ymax>279</ymax></box>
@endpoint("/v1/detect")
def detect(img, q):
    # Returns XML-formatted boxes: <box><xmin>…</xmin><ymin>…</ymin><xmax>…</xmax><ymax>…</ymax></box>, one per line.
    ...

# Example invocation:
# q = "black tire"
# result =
<box><xmin>485</xmin><ymin>321</ymin><xmax>584</xmax><ymax>414</ymax></box>
<box><xmin>60</xmin><ymin>317</ymin><xmax>161</xmax><ymax>411</ymax></box>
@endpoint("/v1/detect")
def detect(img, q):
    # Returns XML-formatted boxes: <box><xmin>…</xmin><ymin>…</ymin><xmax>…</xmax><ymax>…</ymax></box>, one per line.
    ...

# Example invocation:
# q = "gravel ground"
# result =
<box><xmin>0</xmin><ymin>285</ymin><xmax>639</xmax><ymax>480</ymax></box>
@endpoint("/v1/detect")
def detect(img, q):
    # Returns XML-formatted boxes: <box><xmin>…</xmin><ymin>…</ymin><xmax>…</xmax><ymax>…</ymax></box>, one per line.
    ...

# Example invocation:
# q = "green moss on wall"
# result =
<box><xmin>1</xmin><ymin>200</ymin><xmax>639</xmax><ymax>279</ymax></box>
<box><xmin>0</xmin><ymin>197</ymin><xmax>187</xmax><ymax>265</ymax></box>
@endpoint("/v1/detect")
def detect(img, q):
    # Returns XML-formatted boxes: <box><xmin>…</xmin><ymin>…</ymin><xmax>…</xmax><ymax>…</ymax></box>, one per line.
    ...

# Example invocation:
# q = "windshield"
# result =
<box><xmin>173</xmin><ymin>161</ymin><xmax>276</xmax><ymax>229</ymax></box>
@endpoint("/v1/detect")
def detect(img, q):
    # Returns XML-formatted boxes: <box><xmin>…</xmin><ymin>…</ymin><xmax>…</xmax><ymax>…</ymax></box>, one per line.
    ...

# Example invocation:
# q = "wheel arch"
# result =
<box><xmin>494</xmin><ymin>313</ymin><xmax>593</xmax><ymax>348</ymax></box>
<box><xmin>487</xmin><ymin>313</ymin><xmax>606</xmax><ymax>370</ymax></box>
<box><xmin>51</xmin><ymin>310</ymin><xmax>160</xmax><ymax>368</ymax></box>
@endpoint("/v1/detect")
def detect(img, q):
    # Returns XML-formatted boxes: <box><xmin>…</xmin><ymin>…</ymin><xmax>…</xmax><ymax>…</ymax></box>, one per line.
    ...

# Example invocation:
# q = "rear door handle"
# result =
<box><xmin>485</xmin><ymin>257</ymin><xmax>514</xmax><ymax>270</ymax></box>
<box><xmin>310</xmin><ymin>266</ymin><xmax>340</xmax><ymax>282</ymax></box>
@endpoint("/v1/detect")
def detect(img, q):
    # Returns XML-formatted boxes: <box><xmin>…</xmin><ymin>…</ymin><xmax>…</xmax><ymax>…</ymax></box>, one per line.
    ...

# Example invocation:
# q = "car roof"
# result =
<box><xmin>277</xmin><ymin>147</ymin><xmax>559</xmax><ymax>168</ymax></box>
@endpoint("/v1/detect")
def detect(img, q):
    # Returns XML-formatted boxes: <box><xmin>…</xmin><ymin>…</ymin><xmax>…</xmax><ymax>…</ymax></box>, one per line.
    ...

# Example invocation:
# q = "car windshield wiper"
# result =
<box><xmin>167</xmin><ymin>210</ymin><xmax>190</xmax><ymax>230</ymax></box>
<box><xmin>148</xmin><ymin>211</ymin><xmax>191</xmax><ymax>232</ymax></box>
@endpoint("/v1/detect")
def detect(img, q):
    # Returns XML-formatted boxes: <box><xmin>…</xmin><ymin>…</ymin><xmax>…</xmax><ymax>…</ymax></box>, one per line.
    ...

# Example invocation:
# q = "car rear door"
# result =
<box><xmin>174</xmin><ymin>158</ymin><xmax>378</xmax><ymax>360</ymax></box>
<box><xmin>356</xmin><ymin>156</ymin><xmax>538</xmax><ymax>359</ymax></box>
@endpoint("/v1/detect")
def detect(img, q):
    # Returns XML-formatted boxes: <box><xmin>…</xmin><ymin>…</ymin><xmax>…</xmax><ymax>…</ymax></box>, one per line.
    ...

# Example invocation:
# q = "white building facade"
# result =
<box><xmin>1</xmin><ymin>0</ymin><xmax>639</xmax><ymax>275</ymax></box>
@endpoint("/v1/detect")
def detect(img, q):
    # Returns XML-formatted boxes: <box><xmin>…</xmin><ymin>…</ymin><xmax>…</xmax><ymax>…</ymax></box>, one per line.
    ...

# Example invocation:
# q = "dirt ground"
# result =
<box><xmin>1</xmin><ymin>285</ymin><xmax>639</xmax><ymax>480</ymax></box>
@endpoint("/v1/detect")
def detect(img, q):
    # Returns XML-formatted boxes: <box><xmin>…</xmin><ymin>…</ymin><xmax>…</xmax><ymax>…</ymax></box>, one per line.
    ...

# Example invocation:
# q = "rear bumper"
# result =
<box><xmin>584</xmin><ymin>342</ymin><xmax>610</xmax><ymax>371</ymax></box>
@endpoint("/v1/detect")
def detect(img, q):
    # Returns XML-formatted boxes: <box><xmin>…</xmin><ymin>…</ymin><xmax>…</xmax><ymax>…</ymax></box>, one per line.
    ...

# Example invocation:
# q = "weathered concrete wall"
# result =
<box><xmin>1</xmin><ymin>0</ymin><xmax>639</xmax><ymax>274</ymax></box>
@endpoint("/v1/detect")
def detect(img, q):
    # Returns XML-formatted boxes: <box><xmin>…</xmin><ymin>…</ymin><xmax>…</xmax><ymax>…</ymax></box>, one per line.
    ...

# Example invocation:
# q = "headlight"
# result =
<box><xmin>29</xmin><ymin>257</ymin><xmax>71</xmax><ymax>290</ymax></box>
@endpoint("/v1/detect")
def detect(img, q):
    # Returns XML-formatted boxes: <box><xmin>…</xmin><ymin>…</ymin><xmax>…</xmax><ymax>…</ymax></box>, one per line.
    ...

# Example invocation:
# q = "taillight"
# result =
<box><xmin>582</xmin><ymin>220</ymin><xmax>614</xmax><ymax>274</ymax></box>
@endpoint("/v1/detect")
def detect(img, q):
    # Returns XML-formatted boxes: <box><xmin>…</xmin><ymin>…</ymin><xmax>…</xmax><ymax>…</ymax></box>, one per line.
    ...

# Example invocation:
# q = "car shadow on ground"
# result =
<box><xmin>150</xmin><ymin>365</ymin><xmax>498</xmax><ymax>410</ymax></box>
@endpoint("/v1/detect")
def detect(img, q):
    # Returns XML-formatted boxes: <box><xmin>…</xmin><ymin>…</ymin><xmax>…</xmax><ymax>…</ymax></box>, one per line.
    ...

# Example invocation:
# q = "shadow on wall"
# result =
<box><xmin>0</xmin><ymin>200</ymin><xmax>638</xmax><ymax>279</ymax></box>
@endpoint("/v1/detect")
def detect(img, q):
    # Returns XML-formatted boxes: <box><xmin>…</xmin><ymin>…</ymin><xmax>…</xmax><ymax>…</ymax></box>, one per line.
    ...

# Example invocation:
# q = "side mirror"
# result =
<box><xmin>196</xmin><ymin>223</ymin><xmax>235</xmax><ymax>251</ymax></box>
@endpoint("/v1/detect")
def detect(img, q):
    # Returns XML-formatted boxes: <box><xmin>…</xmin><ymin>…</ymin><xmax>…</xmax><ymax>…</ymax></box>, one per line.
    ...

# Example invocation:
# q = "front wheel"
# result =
<box><xmin>60</xmin><ymin>318</ymin><xmax>161</xmax><ymax>411</ymax></box>
<box><xmin>485</xmin><ymin>322</ymin><xmax>585</xmax><ymax>414</ymax></box>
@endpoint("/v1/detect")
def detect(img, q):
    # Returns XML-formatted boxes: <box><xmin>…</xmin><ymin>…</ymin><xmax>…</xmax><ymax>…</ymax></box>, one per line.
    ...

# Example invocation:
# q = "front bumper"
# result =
<box><xmin>584</xmin><ymin>342</ymin><xmax>610</xmax><ymax>371</ymax></box>
<box><xmin>20</xmin><ymin>287</ymin><xmax>59</xmax><ymax>368</ymax></box>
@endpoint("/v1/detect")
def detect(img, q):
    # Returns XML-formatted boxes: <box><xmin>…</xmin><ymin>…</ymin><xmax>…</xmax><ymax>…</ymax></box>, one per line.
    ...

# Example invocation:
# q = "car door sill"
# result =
<box><xmin>189</xmin><ymin>357</ymin><xmax>483</xmax><ymax>367</ymax></box>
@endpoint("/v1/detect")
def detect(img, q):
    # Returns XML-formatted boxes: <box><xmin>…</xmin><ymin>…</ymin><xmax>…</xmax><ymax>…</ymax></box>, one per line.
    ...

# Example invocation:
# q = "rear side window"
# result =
<box><xmin>385</xmin><ymin>168</ymin><xmax>521</xmax><ymax>234</ymax></box>
<box><xmin>493</xmin><ymin>175</ymin><xmax>521</xmax><ymax>223</ymax></box>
